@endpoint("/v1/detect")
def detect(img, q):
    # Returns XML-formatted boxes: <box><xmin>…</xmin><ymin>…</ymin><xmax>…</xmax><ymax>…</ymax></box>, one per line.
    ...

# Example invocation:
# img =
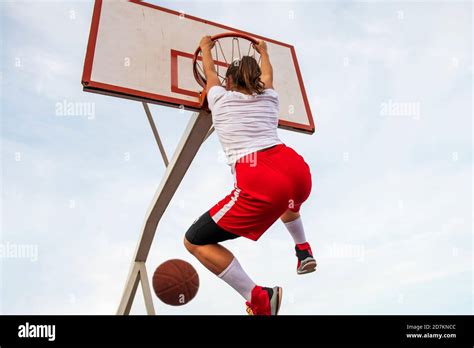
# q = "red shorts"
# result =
<box><xmin>209</xmin><ymin>144</ymin><xmax>312</xmax><ymax>241</ymax></box>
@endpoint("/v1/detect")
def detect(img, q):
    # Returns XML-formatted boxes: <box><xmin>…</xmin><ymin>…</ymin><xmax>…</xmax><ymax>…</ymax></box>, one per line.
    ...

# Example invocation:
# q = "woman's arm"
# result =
<box><xmin>254</xmin><ymin>40</ymin><xmax>273</xmax><ymax>89</ymax></box>
<box><xmin>199</xmin><ymin>36</ymin><xmax>221</xmax><ymax>92</ymax></box>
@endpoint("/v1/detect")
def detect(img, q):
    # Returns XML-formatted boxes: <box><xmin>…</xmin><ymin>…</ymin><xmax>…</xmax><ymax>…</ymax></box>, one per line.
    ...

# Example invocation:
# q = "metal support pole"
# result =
<box><xmin>117</xmin><ymin>110</ymin><xmax>213</xmax><ymax>315</ymax></box>
<box><xmin>204</xmin><ymin>125</ymin><xmax>214</xmax><ymax>142</ymax></box>
<box><xmin>143</xmin><ymin>102</ymin><xmax>169</xmax><ymax>167</ymax></box>
<box><xmin>138</xmin><ymin>262</ymin><xmax>155</xmax><ymax>315</ymax></box>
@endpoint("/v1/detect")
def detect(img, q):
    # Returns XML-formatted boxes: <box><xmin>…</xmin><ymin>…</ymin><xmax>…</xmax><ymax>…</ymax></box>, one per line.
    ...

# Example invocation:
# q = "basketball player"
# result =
<box><xmin>184</xmin><ymin>36</ymin><xmax>315</xmax><ymax>315</ymax></box>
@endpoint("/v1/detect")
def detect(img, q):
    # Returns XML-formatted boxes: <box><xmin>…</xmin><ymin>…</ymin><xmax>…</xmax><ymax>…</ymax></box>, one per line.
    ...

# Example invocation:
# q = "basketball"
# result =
<box><xmin>152</xmin><ymin>259</ymin><xmax>199</xmax><ymax>306</ymax></box>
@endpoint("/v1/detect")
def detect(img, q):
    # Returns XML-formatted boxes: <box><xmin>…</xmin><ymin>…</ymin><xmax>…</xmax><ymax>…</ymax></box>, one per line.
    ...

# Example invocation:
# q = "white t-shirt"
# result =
<box><xmin>207</xmin><ymin>86</ymin><xmax>283</xmax><ymax>167</ymax></box>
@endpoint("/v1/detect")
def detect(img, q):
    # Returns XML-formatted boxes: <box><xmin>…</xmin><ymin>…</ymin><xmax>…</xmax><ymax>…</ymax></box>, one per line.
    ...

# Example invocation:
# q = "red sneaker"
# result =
<box><xmin>245</xmin><ymin>285</ymin><xmax>282</xmax><ymax>316</ymax></box>
<box><xmin>295</xmin><ymin>242</ymin><xmax>317</xmax><ymax>275</ymax></box>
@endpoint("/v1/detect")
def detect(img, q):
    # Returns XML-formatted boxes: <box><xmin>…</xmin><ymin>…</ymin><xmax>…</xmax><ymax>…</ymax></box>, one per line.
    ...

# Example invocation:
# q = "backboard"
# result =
<box><xmin>82</xmin><ymin>0</ymin><xmax>315</xmax><ymax>134</ymax></box>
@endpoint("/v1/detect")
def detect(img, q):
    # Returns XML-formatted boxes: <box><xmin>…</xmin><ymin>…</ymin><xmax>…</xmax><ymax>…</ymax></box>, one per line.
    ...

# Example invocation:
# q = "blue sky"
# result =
<box><xmin>0</xmin><ymin>0</ymin><xmax>472</xmax><ymax>315</ymax></box>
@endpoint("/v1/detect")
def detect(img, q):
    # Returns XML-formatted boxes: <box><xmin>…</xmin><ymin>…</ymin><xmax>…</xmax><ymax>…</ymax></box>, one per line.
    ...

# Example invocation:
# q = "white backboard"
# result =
<box><xmin>82</xmin><ymin>0</ymin><xmax>315</xmax><ymax>133</ymax></box>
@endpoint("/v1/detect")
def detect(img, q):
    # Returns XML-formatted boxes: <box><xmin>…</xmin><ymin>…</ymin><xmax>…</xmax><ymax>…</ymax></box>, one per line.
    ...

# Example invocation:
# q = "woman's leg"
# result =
<box><xmin>183</xmin><ymin>238</ymin><xmax>234</xmax><ymax>275</ymax></box>
<box><xmin>280</xmin><ymin>210</ymin><xmax>307</xmax><ymax>244</ymax></box>
<box><xmin>183</xmin><ymin>210</ymin><xmax>256</xmax><ymax>301</ymax></box>
<box><xmin>184</xmin><ymin>238</ymin><xmax>256</xmax><ymax>301</ymax></box>
<box><xmin>280</xmin><ymin>209</ymin><xmax>316</xmax><ymax>274</ymax></box>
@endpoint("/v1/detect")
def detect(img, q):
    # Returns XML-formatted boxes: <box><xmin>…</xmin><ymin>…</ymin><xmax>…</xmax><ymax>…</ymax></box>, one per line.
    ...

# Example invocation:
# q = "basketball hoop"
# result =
<box><xmin>192</xmin><ymin>32</ymin><xmax>260</xmax><ymax>90</ymax></box>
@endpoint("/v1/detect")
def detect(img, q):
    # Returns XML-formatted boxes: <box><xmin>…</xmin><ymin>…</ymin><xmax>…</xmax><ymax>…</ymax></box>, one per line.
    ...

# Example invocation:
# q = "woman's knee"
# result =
<box><xmin>183</xmin><ymin>237</ymin><xmax>198</xmax><ymax>254</ymax></box>
<box><xmin>280</xmin><ymin>209</ymin><xmax>301</xmax><ymax>223</ymax></box>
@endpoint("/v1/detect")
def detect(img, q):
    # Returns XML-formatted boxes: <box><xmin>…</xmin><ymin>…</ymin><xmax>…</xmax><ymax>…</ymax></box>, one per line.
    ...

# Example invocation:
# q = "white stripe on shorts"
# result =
<box><xmin>212</xmin><ymin>188</ymin><xmax>241</xmax><ymax>223</ymax></box>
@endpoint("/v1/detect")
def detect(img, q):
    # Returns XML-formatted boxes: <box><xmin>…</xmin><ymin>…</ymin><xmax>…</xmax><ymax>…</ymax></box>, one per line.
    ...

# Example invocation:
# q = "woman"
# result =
<box><xmin>184</xmin><ymin>36</ymin><xmax>315</xmax><ymax>315</ymax></box>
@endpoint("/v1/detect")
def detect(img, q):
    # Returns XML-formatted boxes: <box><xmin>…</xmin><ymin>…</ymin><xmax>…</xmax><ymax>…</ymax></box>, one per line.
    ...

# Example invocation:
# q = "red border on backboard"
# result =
<box><xmin>170</xmin><ymin>50</ymin><xmax>229</xmax><ymax>98</ymax></box>
<box><xmin>81</xmin><ymin>0</ymin><xmax>102</xmax><ymax>85</ymax></box>
<box><xmin>81</xmin><ymin>0</ymin><xmax>315</xmax><ymax>134</ymax></box>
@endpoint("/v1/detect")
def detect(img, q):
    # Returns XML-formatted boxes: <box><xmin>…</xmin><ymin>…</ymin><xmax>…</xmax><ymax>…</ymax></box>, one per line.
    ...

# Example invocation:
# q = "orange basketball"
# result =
<box><xmin>152</xmin><ymin>259</ymin><xmax>199</xmax><ymax>306</ymax></box>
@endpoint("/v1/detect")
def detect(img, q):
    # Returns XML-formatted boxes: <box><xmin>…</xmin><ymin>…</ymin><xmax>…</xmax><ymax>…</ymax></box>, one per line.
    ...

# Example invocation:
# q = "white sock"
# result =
<box><xmin>218</xmin><ymin>257</ymin><xmax>255</xmax><ymax>301</ymax></box>
<box><xmin>284</xmin><ymin>216</ymin><xmax>307</xmax><ymax>245</ymax></box>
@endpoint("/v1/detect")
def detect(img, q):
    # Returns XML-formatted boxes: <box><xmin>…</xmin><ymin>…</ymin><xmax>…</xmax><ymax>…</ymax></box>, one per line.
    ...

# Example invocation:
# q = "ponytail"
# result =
<box><xmin>226</xmin><ymin>56</ymin><xmax>265</xmax><ymax>94</ymax></box>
